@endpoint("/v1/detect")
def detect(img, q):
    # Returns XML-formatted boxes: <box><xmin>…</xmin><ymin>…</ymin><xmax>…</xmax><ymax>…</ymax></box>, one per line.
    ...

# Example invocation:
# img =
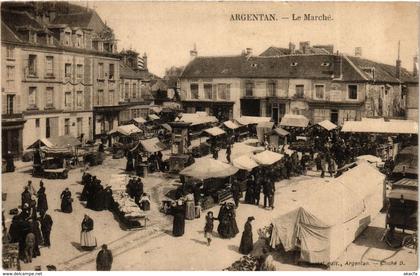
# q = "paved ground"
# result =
<box><xmin>2</xmin><ymin>146</ymin><xmax>417</xmax><ymax>271</ymax></box>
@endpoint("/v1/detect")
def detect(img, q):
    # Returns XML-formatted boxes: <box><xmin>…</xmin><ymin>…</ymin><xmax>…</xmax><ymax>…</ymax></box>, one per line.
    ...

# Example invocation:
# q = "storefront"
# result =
<box><xmin>182</xmin><ymin>100</ymin><xmax>234</xmax><ymax>122</ymax></box>
<box><xmin>93</xmin><ymin>105</ymin><xmax>127</xmax><ymax>138</ymax></box>
<box><xmin>2</xmin><ymin>114</ymin><xmax>25</xmax><ymax>157</ymax></box>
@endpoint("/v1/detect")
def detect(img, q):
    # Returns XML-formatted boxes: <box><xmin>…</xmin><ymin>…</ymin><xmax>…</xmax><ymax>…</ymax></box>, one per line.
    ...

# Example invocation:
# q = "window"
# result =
<box><xmin>77</xmin><ymin>118</ymin><xmax>83</xmax><ymax>136</ymax></box>
<box><xmin>190</xmin><ymin>83</ymin><xmax>199</xmax><ymax>99</ymax></box>
<box><xmin>109</xmin><ymin>64</ymin><xmax>115</xmax><ymax>79</ymax></box>
<box><xmin>268</xmin><ymin>81</ymin><xmax>276</xmax><ymax>97</ymax></box>
<box><xmin>6</xmin><ymin>66</ymin><xmax>14</xmax><ymax>91</ymax></box>
<box><xmin>6</xmin><ymin>46</ymin><xmax>14</xmax><ymax>59</ymax></box>
<box><xmin>6</xmin><ymin>95</ymin><xmax>14</xmax><ymax>114</ymax></box>
<box><xmin>245</xmin><ymin>81</ymin><xmax>254</xmax><ymax>97</ymax></box>
<box><xmin>348</xmin><ymin>85</ymin><xmax>358</xmax><ymax>100</ymax></box>
<box><xmin>124</xmin><ymin>83</ymin><xmax>130</xmax><ymax>99</ymax></box>
<box><xmin>315</xmin><ymin>84</ymin><xmax>325</xmax><ymax>99</ymax></box>
<box><xmin>295</xmin><ymin>85</ymin><xmax>304</xmax><ymax>98</ymax></box>
<box><xmin>28</xmin><ymin>55</ymin><xmax>37</xmax><ymax>76</ymax></box>
<box><xmin>64</xmin><ymin>118</ymin><xmax>70</xmax><ymax>135</ymax></box>
<box><xmin>29</xmin><ymin>31</ymin><xmax>37</xmax><ymax>43</ymax></box>
<box><xmin>46</xmin><ymin>56</ymin><xmax>54</xmax><ymax>77</ymax></box>
<box><xmin>76</xmin><ymin>91</ymin><xmax>83</xmax><ymax>108</ymax></box>
<box><xmin>290</xmin><ymin>62</ymin><xmax>298</xmax><ymax>66</ymax></box>
<box><xmin>98</xmin><ymin>63</ymin><xmax>104</xmax><ymax>79</ymax></box>
<box><xmin>64</xmin><ymin>31</ymin><xmax>71</xmax><ymax>46</ymax></box>
<box><xmin>64</xmin><ymin>92</ymin><xmax>72</xmax><ymax>108</ymax></box>
<box><xmin>217</xmin><ymin>84</ymin><xmax>230</xmax><ymax>100</ymax></box>
<box><xmin>132</xmin><ymin>83</ymin><xmax>137</xmax><ymax>98</ymax></box>
<box><xmin>109</xmin><ymin>90</ymin><xmax>115</xmax><ymax>104</ymax></box>
<box><xmin>97</xmin><ymin>90</ymin><xmax>104</xmax><ymax>105</ymax></box>
<box><xmin>76</xmin><ymin>34</ymin><xmax>82</xmax><ymax>47</ymax></box>
<box><xmin>46</xmin><ymin>87</ymin><xmax>54</xmax><ymax>108</ymax></box>
<box><xmin>65</xmin><ymin>63</ymin><xmax>72</xmax><ymax>78</ymax></box>
<box><xmin>35</xmin><ymin>118</ymin><xmax>40</xmax><ymax>128</ymax></box>
<box><xmin>28</xmin><ymin>87</ymin><xmax>37</xmax><ymax>108</ymax></box>
<box><xmin>46</xmin><ymin>34</ymin><xmax>53</xmax><ymax>46</ymax></box>
<box><xmin>76</xmin><ymin>64</ymin><xmax>83</xmax><ymax>79</ymax></box>
<box><xmin>204</xmin><ymin>84</ymin><xmax>212</xmax><ymax>99</ymax></box>
<box><xmin>46</xmin><ymin>118</ymin><xmax>51</xmax><ymax>138</ymax></box>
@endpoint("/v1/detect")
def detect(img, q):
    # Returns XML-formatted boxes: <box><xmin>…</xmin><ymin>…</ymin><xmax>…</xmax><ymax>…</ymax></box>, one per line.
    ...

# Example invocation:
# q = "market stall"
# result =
<box><xmin>223</xmin><ymin>120</ymin><xmax>247</xmax><ymax>141</ymax></box>
<box><xmin>256</xmin><ymin>121</ymin><xmax>275</xmax><ymax>145</ymax></box>
<box><xmin>176</xmin><ymin>112</ymin><xmax>219</xmax><ymax>139</ymax></box>
<box><xmin>252</xmin><ymin>150</ymin><xmax>284</xmax><ymax>166</ymax></box>
<box><xmin>269</xmin><ymin>162</ymin><xmax>385</xmax><ymax>264</ymax></box>
<box><xmin>269</xmin><ymin>127</ymin><xmax>290</xmax><ymax>149</ymax></box>
<box><xmin>341</xmin><ymin>118</ymin><xmax>418</xmax><ymax>134</ymax></box>
<box><xmin>235</xmin><ymin>116</ymin><xmax>271</xmax><ymax>138</ymax></box>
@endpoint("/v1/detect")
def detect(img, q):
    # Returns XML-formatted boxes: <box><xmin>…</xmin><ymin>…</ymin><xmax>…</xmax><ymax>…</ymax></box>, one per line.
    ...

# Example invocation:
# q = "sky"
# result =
<box><xmin>88</xmin><ymin>1</ymin><xmax>419</xmax><ymax>77</ymax></box>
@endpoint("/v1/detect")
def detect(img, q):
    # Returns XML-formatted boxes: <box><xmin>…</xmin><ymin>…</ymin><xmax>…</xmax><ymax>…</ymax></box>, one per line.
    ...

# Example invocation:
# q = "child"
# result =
<box><xmin>204</xmin><ymin>211</ymin><xmax>217</xmax><ymax>246</ymax></box>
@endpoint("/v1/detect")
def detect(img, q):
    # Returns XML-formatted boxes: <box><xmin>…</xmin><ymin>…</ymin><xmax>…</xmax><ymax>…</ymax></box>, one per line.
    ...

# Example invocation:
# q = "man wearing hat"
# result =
<box><xmin>96</xmin><ymin>244</ymin><xmax>113</xmax><ymax>271</ymax></box>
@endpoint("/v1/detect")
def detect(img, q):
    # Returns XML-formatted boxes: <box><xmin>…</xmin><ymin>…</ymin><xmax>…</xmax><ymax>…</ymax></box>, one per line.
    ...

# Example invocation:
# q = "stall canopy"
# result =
<box><xmin>388</xmin><ymin>188</ymin><xmax>418</xmax><ymax>202</ymax></box>
<box><xmin>132</xmin><ymin>117</ymin><xmax>147</xmax><ymax>124</ymax></box>
<box><xmin>232</xmin><ymin>155</ymin><xmax>259</xmax><ymax>171</ymax></box>
<box><xmin>356</xmin><ymin>155</ymin><xmax>383</xmax><ymax>164</ymax></box>
<box><xmin>253</xmin><ymin>150</ymin><xmax>283</xmax><ymax>165</ymax></box>
<box><xmin>270</xmin><ymin>162</ymin><xmax>385</xmax><ymax>264</ymax></box>
<box><xmin>27</xmin><ymin>135</ymin><xmax>81</xmax><ymax>149</ymax></box>
<box><xmin>204</xmin><ymin>126</ymin><xmax>226</xmax><ymax>137</ymax></box>
<box><xmin>236</xmin><ymin>116</ymin><xmax>271</xmax><ymax>126</ymax></box>
<box><xmin>180</xmin><ymin>157</ymin><xmax>239</xmax><ymax>180</ymax></box>
<box><xmin>279</xmin><ymin>114</ymin><xmax>309</xmax><ymax>128</ymax></box>
<box><xmin>109</xmin><ymin>124</ymin><xmax>143</xmax><ymax>136</ymax></box>
<box><xmin>223</xmin><ymin>120</ymin><xmax>241</xmax><ymax>130</ymax></box>
<box><xmin>317</xmin><ymin>120</ymin><xmax>337</xmax><ymax>131</ymax></box>
<box><xmin>148</xmin><ymin>114</ymin><xmax>160</xmax><ymax>121</ymax></box>
<box><xmin>341</xmin><ymin>119</ymin><xmax>418</xmax><ymax>134</ymax></box>
<box><xmin>140</xmin><ymin>137</ymin><xmax>166</xmax><ymax>153</ymax></box>
<box><xmin>272</xmin><ymin>127</ymin><xmax>290</xmax><ymax>137</ymax></box>
<box><xmin>177</xmin><ymin>112</ymin><xmax>218</xmax><ymax>126</ymax></box>
<box><xmin>230</xmin><ymin>142</ymin><xmax>265</xmax><ymax>160</ymax></box>
<box><xmin>392</xmin><ymin>146</ymin><xmax>418</xmax><ymax>175</ymax></box>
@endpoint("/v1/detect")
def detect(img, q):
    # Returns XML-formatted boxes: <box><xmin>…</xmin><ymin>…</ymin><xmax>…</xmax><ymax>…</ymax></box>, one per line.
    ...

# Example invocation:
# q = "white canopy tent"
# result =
<box><xmin>253</xmin><ymin>150</ymin><xmax>284</xmax><ymax>165</ymax></box>
<box><xmin>223</xmin><ymin>120</ymin><xmax>241</xmax><ymax>130</ymax></box>
<box><xmin>177</xmin><ymin>112</ymin><xmax>218</xmax><ymax>126</ymax></box>
<box><xmin>280</xmin><ymin>114</ymin><xmax>309</xmax><ymax>128</ymax></box>
<box><xmin>235</xmin><ymin>116</ymin><xmax>271</xmax><ymax>125</ymax></box>
<box><xmin>180</xmin><ymin>157</ymin><xmax>239</xmax><ymax>180</ymax></box>
<box><xmin>341</xmin><ymin>118</ymin><xmax>418</xmax><ymax>134</ymax></box>
<box><xmin>109</xmin><ymin>124</ymin><xmax>143</xmax><ymax>136</ymax></box>
<box><xmin>317</xmin><ymin>120</ymin><xmax>337</xmax><ymax>131</ymax></box>
<box><xmin>232</xmin><ymin>155</ymin><xmax>259</xmax><ymax>171</ymax></box>
<box><xmin>203</xmin><ymin>126</ymin><xmax>226</xmax><ymax>137</ymax></box>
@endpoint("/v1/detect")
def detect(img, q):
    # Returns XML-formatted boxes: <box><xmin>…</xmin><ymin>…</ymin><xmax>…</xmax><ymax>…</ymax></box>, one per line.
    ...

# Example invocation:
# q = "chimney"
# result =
<box><xmin>355</xmin><ymin>47</ymin><xmax>362</xmax><ymax>57</ymax></box>
<box><xmin>143</xmin><ymin>53</ymin><xmax>148</xmax><ymax>70</ymax></box>
<box><xmin>396</xmin><ymin>41</ymin><xmax>401</xmax><ymax>79</ymax></box>
<box><xmin>299</xmin><ymin>41</ymin><xmax>310</xmax><ymax>54</ymax></box>
<box><xmin>333</xmin><ymin>52</ymin><xmax>342</xmax><ymax>79</ymax></box>
<box><xmin>413</xmin><ymin>55</ymin><xmax>418</xmax><ymax>77</ymax></box>
<box><xmin>245</xmin><ymin>48</ymin><xmax>253</xmax><ymax>57</ymax></box>
<box><xmin>190</xmin><ymin>43</ymin><xmax>198</xmax><ymax>60</ymax></box>
<box><xmin>289</xmin><ymin>42</ymin><xmax>295</xmax><ymax>54</ymax></box>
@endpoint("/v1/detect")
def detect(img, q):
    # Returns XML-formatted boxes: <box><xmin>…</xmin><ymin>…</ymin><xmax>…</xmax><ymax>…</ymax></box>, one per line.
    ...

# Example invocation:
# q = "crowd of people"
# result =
<box><xmin>81</xmin><ymin>173</ymin><xmax>113</xmax><ymax>212</ymax></box>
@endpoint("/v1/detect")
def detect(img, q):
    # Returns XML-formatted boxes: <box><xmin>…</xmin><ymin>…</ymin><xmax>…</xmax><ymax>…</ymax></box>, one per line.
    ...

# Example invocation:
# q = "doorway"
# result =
<box><xmin>330</xmin><ymin>109</ymin><xmax>339</xmax><ymax>125</ymax></box>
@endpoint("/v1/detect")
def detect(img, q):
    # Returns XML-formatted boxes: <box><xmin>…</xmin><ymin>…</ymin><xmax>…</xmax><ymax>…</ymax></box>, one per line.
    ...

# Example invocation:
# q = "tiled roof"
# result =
<box><xmin>260</xmin><ymin>47</ymin><xmax>291</xmax><ymax>56</ymax></box>
<box><xmin>181</xmin><ymin>54</ymin><xmax>416</xmax><ymax>84</ymax></box>
<box><xmin>1</xmin><ymin>21</ymin><xmax>22</xmax><ymax>43</ymax></box>
<box><xmin>120</xmin><ymin>64</ymin><xmax>157</xmax><ymax>81</ymax></box>
<box><xmin>52</xmin><ymin>12</ymin><xmax>93</xmax><ymax>28</ymax></box>
<box><xmin>1</xmin><ymin>10</ymin><xmax>43</xmax><ymax>41</ymax></box>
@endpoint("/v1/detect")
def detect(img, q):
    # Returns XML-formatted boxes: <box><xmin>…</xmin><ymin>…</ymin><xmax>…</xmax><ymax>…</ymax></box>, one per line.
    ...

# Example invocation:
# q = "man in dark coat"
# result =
<box><xmin>231</xmin><ymin>179</ymin><xmax>241</xmax><ymax>208</ymax></box>
<box><xmin>5</xmin><ymin>151</ymin><xmax>15</xmax><ymax>172</ymax></box>
<box><xmin>254</xmin><ymin>174</ymin><xmax>262</xmax><ymax>206</ymax></box>
<box><xmin>126</xmin><ymin>150</ymin><xmax>134</xmax><ymax>172</ymax></box>
<box><xmin>96</xmin><ymin>244</ymin><xmax>113</xmax><ymax>271</ymax></box>
<box><xmin>40</xmin><ymin>211</ymin><xmax>53</xmax><ymax>247</ymax></box>
<box><xmin>21</xmin><ymin>187</ymin><xmax>32</xmax><ymax>209</ymax></box>
<box><xmin>36</xmin><ymin>181</ymin><xmax>48</xmax><ymax>214</ymax></box>
<box><xmin>171</xmin><ymin>201</ymin><xmax>186</xmax><ymax>237</ymax></box>
<box><xmin>60</xmin><ymin>188</ymin><xmax>73</xmax><ymax>213</ymax></box>
<box><xmin>239</xmin><ymin>216</ymin><xmax>255</xmax><ymax>255</ymax></box>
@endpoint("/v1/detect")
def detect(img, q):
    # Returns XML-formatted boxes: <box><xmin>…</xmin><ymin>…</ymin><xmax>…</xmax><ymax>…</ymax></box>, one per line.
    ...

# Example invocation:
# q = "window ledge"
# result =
<box><xmin>45</xmin><ymin>75</ymin><xmax>55</xmax><ymax>79</ymax></box>
<box><xmin>6</xmin><ymin>58</ymin><xmax>15</xmax><ymax>61</ymax></box>
<box><xmin>45</xmin><ymin>106</ymin><xmax>55</xmax><ymax>110</ymax></box>
<box><xmin>27</xmin><ymin>107</ymin><xmax>39</xmax><ymax>111</ymax></box>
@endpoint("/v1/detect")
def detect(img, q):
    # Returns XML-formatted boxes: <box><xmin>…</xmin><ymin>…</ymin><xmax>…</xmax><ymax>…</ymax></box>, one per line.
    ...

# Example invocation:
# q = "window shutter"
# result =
<box><xmin>15</xmin><ymin>95</ymin><xmax>21</xmax><ymax>113</ymax></box>
<box><xmin>226</xmin><ymin>84</ymin><xmax>231</xmax><ymax>100</ymax></box>
<box><xmin>2</xmin><ymin>95</ymin><xmax>7</xmax><ymax>114</ymax></box>
<box><xmin>212</xmin><ymin>84</ymin><xmax>217</xmax><ymax>100</ymax></box>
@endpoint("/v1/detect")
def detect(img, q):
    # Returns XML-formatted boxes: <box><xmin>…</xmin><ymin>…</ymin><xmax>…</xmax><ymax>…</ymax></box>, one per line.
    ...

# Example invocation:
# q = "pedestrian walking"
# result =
<box><xmin>204</xmin><ymin>211</ymin><xmax>217</xmax><ymax>246</ymax></box>
<box><xmin>171</xmin><ymin>200</ymin><xmax>186</xmax><ymax>237</ymax></box>
<box><xmin>26</xmin><ymin>180</ymin><xmax>37</xmax><ymax>196</ymax></box>
<box><xmin>80</xmin><ymin>214</ymin><xmax>97</xmax><ymax>250</ymax></box>
<box><xmin>96</xmin><ymin>244</ymin><xmax>113</xmax><ymax>271</ymax></box>
<box><xmin>37</xmin><ymin>181</ymin><xmax>48</xmax><ymax>214</ymax></box>
<box><xmin>231</xmin><ymin>179</ymin><xmax>241</xmax><ymax>208</ymax></box>
<box><xmin>40</xmin><ymin>211</ymin><xmax>53</xmax><ymax>247</ymax></box>
<box><xmin>239</xmin><ymin>216</ymin><xmax>255</xmax><ymax>255</ymax></box>
<box><xmin>5</xmin><ymin>151</ymin><xmax>15</xmax><ymax>172</ymax></box>
<box><xmin>254</xmin><ymin>174</ymin><xmax>262</xmax><ymax>206</ymax></box>
<box><xmin>60</xmin><ymin>188</ymin><xmax>73</xmax><ymax>213</ymax></box>
<box><xmin>21</xmin><ymin>186</ymin><xmax>32</xmax><ymax>209</ymax></box>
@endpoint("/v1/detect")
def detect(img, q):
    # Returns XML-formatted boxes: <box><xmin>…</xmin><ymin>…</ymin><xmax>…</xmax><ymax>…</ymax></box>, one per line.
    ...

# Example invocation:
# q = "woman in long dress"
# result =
<box><xmin>80</xmin><ymin>214</ymin><xmax>97</xmax><ymax>250</ymax></box>
<box><xmin>172</xmin><ymin>200</ymin><xmax>185</xmax><ymax>237</ymax></box>
<box><xmin>60</xmin><ymin>188</ymin><xmax>73</xmax><ymax>213</ymax></box>
<box><xmin>36</xmin><ymin>182</ymin><xmax>48</xmax><ymax>214</ymax></box>
<box><xmin>217</xmin><ymin>202</ymin><xmax>239</xmax><ymax>239</ymax></box>
<box><xmin>239</xmin><ymin>216</ymin><xmax>255</xmax><ymax>255</ymax></box>
<box><xmin>184</xmin><ymin>193</ymin><xmax>195</xmax><ymax>220</ymax></box>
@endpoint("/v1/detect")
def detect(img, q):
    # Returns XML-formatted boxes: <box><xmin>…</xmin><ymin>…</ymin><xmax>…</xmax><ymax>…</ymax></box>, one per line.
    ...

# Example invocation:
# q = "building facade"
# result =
<box><xmin>179</xmin><ymin>45</ymin><xmax>418</xmax><ymax>125</ymax></box>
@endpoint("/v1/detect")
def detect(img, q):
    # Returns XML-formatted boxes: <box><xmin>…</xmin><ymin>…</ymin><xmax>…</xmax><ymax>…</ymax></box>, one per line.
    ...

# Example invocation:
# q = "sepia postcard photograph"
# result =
<box><xmin>0</xmin><ymin>0</ymin><xmax>419</xmax><ymax>272</ymax></box>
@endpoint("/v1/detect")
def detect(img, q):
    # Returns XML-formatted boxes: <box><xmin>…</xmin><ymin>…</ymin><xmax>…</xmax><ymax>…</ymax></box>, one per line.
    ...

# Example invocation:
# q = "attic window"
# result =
<box><xmin>321</xmin><ymin>62</ymin><xmax>330</xmax><ymax>67</ymax></box>
<box><xmin>251</xmin><ymin>63</ymin><xmax>258</xmax><ymax>68</ymax></box>
<box><xmin>290</xmin><ymin>62</ymin><xmax>298</xmax><ymax>67</ymax></box>
<box><xmin>362</xmin><ymin>67</ymin><xmax>375</xmax><ymax>79</ymax></box>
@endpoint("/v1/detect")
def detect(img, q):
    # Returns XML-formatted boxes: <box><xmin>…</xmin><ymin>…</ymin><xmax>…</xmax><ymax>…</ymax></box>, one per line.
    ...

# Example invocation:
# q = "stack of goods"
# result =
<box><xmin>224</xmin><ymin>255</ymin><xmax>258</xmax><ymax>271</ymax></box>
<box><xmin>112</xmin><ymin>191</ymin><xmax>144</xmax><ymax>228</ymax></box>
<box><xmin>2</xmin><ymin>243</ymin><xmax>19</xmax><ymax>270</ymax></box>
<box><xmin>216</xmin><ymin>188</ymin><xmax>232</xmax><ymax>203</ymax></box>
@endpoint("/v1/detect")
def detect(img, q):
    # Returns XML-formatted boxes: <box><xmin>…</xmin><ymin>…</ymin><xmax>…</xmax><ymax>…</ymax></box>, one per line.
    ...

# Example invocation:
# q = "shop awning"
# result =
<box><xmin>392</xmin><ymin>178</ymin><xmax>418</xmax><ymax>190</ymax></box>
<box><xmin>317</xmin><ymin>120</ymin><xmax>337</xmax><ymax>131</ymax></box>
<box><xmin>272</xmin><ymin>127</ymin><xmax>290</xmax><ymax>136</ymax></box>
<box><xmin>253</xmin><ymin>150</ymin><xmax>284</xmax><ymax>165</ymax></box>
<box><xmin>341</xmin><ymin>118</ymin><xmax>418</xmax><ymax>134</ymax></box>
<box><xmin>388</xmin><ymin>189</ymin><xmax>418</xmax><ymax>201</ymax></box>
<box><xmin>204</xmin><ymin>126</ymin><xmax>226</xmax><ymax>137</ymax></box>
<box><xmin>223</xmin><ymin>120</ymin><xmax>240</xmax><ymax>130</ymax></box>
<box><xmin>232</xmin><ymin>155</ymin><xmax>259</xmax><ymax>171</ymax></box>
<box><xmin>236</xmin><ymin>116</ymin><xmax>271</xmax><ymax>126</ymax></box>
<box><xmin>257</xmin><ymin>121</ymin><xmax>275</xmax><ymax>129</ymax></box>
<box><xmin>279</xmin><ymin>114</ymin><xmax>309</xmax><ymax>128</ymax></box>
<box><xmin>180</xmin><ymin>157</ymin><xmax>239</xmax><ymax>180</ymax></box>
<box><xmin>140</xmin><ymin>137</ymin><xmax>166</xmax><ymax>153</ymax></box>
<box><xmin>177</xmin><ymin>112</ymin><xmax>218</xmax><ymax>126</ymax></box>
<box><xmin>27</xmin><ymin>135</ymin><xmax>81</xmax><ymax>149</ymax></box>
<box><xmin>109</xmin><ymin>124</ymin><xmax>143</xmax><ymax>136</ymax></box>
<box><xmin>132</xmin><ymin>117</ymin><xmax>147</xmax><ymax>124</ymax></box>
<box><xmin>148</xmin><ymin>114</ymin><xmax>160</xmax><ymax>121</ymax></box>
